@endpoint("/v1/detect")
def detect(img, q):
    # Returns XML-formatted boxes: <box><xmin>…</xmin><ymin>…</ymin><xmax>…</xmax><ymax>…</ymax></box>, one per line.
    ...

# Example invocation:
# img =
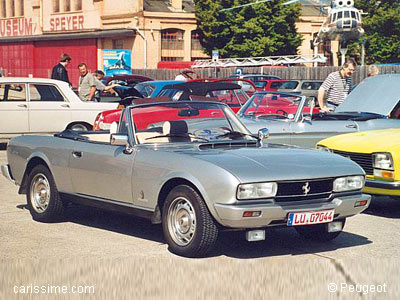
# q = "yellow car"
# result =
<box><xmin>317</xmin><ymin>128</ymin><xmax>400</xmax><ymax>197</ymax></box>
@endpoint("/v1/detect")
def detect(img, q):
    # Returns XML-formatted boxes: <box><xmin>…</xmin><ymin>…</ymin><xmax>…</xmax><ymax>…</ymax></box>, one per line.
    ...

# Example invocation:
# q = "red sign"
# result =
<box><xmin>0</xmin><ymin>18</ymin><xmax>33</xmax><ymax>37</ymax></box>
<box><xmin>50</xmin><ymin>15</ymin><xmax>84</xmax><ymax>32</ymax></box>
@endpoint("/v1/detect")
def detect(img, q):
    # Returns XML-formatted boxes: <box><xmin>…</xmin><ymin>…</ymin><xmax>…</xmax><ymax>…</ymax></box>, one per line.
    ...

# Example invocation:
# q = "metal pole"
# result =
<box><xmin>361</xmin><ymin>40</ymin><xmax>365</xmax><ymax>66</ymax></box>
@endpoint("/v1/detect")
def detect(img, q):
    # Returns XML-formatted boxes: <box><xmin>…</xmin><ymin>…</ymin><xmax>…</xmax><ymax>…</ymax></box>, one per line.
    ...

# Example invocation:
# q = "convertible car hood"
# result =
<box><xmin>178</xmin><ymin>144</ymin><xmax>364</xmax><ymax>183</ymax></box>
<box><xmin>318</xmin><ymin>128</ymin><xmax>400</xmax><ymax>153</ymax></box>
<box><xmin>336</xmin><ymin>74</ymin><xmax>400</xmax><ymax>115</ymax></box>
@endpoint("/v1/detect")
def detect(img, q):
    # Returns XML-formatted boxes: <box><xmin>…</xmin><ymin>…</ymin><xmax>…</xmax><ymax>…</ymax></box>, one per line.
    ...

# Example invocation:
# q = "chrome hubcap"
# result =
<box><xmin>30</xmin><ymin>173</ymin><xmax>50</xmax><ymax>213</ymax></box>
<box><xmin>167</xmin><ymin>197</ymin><xmax>196</xmax><ymax>246</ymax></box>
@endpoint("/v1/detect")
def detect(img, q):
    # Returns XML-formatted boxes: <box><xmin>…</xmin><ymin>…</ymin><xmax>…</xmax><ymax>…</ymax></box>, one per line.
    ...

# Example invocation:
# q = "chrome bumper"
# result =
<box><xmin>1</xmin><ymin>164</ymin><xmax>15</xmax><ymax>184</ymax></box>
<box><xmin>365</xmin><ymin>179</ymin><xmax>400</xmax><ymax>190</ymax></box>
<box><xmin>214</xmin><ymin>193</ymin><xmax>371</xmax><ymax>228</ymax></box>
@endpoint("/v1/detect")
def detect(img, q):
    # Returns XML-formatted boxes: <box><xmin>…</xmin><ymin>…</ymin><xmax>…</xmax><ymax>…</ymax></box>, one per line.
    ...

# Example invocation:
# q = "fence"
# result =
<box><xmin>1</xmin><ymin>65</ymin><xmax>400</xmax><ymax>85</ymax></box>
<box><xmin>133</xmin><ymin>65</ymin><xmax>400</xmax><ymax>85</ymax></box>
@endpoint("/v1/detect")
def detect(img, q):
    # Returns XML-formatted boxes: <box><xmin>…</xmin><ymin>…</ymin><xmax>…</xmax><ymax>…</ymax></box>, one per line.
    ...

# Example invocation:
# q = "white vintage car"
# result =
<box><xmin>0</xmin><ymin>77</ymin><xmax>118</xmax><ymax>142</ymax></box>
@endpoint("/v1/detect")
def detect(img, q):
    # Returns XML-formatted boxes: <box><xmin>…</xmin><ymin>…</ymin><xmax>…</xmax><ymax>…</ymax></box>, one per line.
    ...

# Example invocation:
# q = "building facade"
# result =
<box><xmin>0</xmin><ymin>0</ymin><xmax>337</xmax><ymax>86</ymax></box>
<box><xmin>0</xmin><ymin>0</ymin><xmax>206</xmax><ymax>86</ymax></box>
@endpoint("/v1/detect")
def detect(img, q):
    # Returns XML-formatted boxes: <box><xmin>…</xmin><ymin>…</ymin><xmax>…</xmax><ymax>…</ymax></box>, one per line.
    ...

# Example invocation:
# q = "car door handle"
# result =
<box><xmin>17</xmin><ymin>104</ymin><xmax>27</xmax><ymax>108</ymax></box>
<box><xmin>345</xmin><ymin>124</ymin><xmax>357</xmax><ymax>128</ymax></box>
<box><xmin>72</xmin><ymin>151</ymin><xmax>82</xmax><ymax>158</ymax></box>
<box><xmin>61</xmin><ymin>104</ymin><xmax>70</xmax><ymax>108</ymax></box>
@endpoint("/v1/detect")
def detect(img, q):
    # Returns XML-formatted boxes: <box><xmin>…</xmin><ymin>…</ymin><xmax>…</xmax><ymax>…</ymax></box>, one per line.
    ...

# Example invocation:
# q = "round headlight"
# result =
<box><xmin>316</xmin><ymin>145</ymin><xmax>332</xmax><ymax>153</ymax></box>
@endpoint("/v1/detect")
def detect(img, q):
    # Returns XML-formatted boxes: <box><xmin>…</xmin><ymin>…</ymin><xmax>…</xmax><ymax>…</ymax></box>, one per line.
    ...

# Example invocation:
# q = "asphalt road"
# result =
<box><xmin>0</xmin><ymin>146</ymin><xmax>399</xmax><ymax>299</ymax></box>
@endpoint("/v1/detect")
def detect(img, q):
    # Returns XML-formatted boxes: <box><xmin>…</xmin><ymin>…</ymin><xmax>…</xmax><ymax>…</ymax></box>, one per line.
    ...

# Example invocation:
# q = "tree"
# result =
<box><xmin>351</xmin><ymin>0</ymin><xmax>400</xmax><ymax>64</ymax></box>
<box><xmin>193</xmin><ymin>0</ymin><xmax>302</xmax><ymax>58</ymax></box>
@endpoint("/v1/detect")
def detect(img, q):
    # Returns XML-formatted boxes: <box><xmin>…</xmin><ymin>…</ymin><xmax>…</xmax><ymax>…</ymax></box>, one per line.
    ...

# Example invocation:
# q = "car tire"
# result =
<box><xmin>295</xmin><ymin>219</ymin><xmax>346</xmax><ymax>242</ymax></box>
<box><xmin>69</xmin><ymin>123</ymin><xmax>91</xmax><ymax>131</ymax></box>
<box><xmin>162</xmin><ymin>185</ymin><xmax>219</xmax><ymax>257</ymax></box>
<box><xmin>26</xmin><ymin>164</ymin><xmax>65</xmax><ymax>222</ymax></box>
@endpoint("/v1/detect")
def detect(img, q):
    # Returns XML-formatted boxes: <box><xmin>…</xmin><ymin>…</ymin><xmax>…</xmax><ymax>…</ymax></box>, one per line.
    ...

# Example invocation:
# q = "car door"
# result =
<box><xmin>289</xmin><ymin>119</ymin><xmax>358</xmax><ymax>148</ymax></box>
<box><xmin>0</xmin><ymin>83</ymin><xmax>29</xmax><ymax>134</ymax></box>
<box><xmin>28</xmin><ymin>83</ymin><xmax>72</xmax><ymax>133</ymax></box>
<box><xmin>68</xmin><ymin>140</ymin><xmax>135</xmax><ymax>203</ymax></box>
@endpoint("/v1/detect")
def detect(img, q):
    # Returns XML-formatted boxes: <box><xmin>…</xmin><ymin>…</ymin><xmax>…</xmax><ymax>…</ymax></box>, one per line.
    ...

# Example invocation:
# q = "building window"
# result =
<box><xmin>161</xmin><ymin>29</ymin><xmax>184</xmax><ymax>50</ymax></box>
<box><xmin>161</xmin><ymin>57</ymin><xmax>183</xmax><ymax>61</ymax></box>
<box><xmin>191</xmin><ymin>30</ymin><xmax>202</xmax><ymax>51</ymax></box>
<box><xmin>161</xmin><ymin>29</ymin><xmax>184</xmax><ymax>61</ymax></box>
<box><xmin>64</xmin><ymin>0</ymin><xmax>71</xmax><ymax>11</ymax></box>
<box><xmin>10</xmin><ymin>0</ymin><xmax>15</xmax><ymax>16</ymax></box>
<box><xmin>75</xmin><ymin>0</ymin><xmax>82</xmax><ymax>11</ymax></box>
<box><xmin>16</xmin><ymin>0</ymin><xmax>24</xmax><ymax>16</ymax></box>
<box><xmin>113</xmin><ymin>40</ymin><xmax>124</xmax><ymax>50</ymax></box>
<box><xmin>53</xmin><ymin>0</ymin><xmax>60</xmax><ymax>13</ymax></box>
<box><xmin>1</xmin><ymin>0</ymin><xmax>6</xmax><ymax>18</ymax></box>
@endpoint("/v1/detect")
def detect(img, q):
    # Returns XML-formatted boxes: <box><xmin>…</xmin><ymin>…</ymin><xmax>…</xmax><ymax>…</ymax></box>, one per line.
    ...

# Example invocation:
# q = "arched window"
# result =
<box><xmin>161</xmin><ymin>29</ymin><xmax>184</xmax><ymax>61</ymax></box>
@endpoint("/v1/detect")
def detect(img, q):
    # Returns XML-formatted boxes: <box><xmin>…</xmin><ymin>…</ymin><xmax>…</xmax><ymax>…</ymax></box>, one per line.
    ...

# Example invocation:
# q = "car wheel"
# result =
<box><xmin>295</xmin><ymin>219</ymin><xmax>346</xmax><ymax>242</ymax></box>
<box><xmin>26</xmin><ymin>165</ymin><xmax>65</xmax><ymax>222</ymax></box>
<box><xmin>162</xmin><ymin>185</ymin><xmax>219</xmax><ymax>257</ymax></box>
<box><xmin>69</xmin><ymin>123</ymin><xmax>91</xmax><ymax>131</ymax></box>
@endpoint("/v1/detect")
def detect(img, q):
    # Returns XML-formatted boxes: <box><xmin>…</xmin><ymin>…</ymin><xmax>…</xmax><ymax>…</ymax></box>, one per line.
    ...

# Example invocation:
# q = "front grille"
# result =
<box><xmin>275</xmin><ymin>178</ymin><xmax>333</xmax><ymax>203</ymax></box>
<box><xmin>332</xmin><ymin>150</ymin><xmax>373</xmax><ymax>175</ymax></box>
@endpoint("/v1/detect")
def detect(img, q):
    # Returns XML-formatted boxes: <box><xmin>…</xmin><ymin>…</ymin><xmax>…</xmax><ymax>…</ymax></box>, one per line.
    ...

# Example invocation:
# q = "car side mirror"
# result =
<box><xmin>111</xmin><ymin>134</ymin><xmax>134</xmax><ymax>154</ymax></box>
<box><xmin>110</xmin><ymin>134</ymin><xmax>129</xmax><ymax>146</ymax></box>
<box><xmin>258</xmin><ymin>128</ymin><xmax>270</xmax><ymax>146</ymax></box>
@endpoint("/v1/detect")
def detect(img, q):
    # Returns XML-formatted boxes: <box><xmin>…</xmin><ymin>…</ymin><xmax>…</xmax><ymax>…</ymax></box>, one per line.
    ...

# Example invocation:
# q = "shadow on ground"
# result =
<box><xmin>17</xmin><ymin>202</ymin><xmax>372</xmax><ymax>259</ymax></box>
<box><xmin>363</xmin><ymin>196</ymin><xmax>400</xmax><ymax>219</ymax></box>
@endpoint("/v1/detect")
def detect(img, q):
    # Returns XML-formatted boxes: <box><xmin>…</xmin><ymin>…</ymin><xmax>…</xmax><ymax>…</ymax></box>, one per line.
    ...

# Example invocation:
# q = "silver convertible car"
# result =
<box><xmin>2</xmin><ymin>101</ymin><xmax>371</xmax><ymax>257</ymax></box>
<box><xmin>239</xmin><ymin>74</ymin><xmax>400</xmax><ymax>148</ymax></box>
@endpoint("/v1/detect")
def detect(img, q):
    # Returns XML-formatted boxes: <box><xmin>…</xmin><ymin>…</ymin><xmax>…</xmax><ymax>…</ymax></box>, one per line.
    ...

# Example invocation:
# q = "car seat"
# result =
<box><xmin>163</xmin><ymin>120</ymin><xmax>191</xmax><ymax>142</ymax></box>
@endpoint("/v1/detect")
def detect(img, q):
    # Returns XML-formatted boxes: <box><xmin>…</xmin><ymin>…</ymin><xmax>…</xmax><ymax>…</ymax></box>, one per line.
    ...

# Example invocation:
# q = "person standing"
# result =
<box><xmin>175</xmin><ymin>69</ymin><xmax>197</xmax><ymax>81</ymax></box>
<box><xmin>51</xmin><ymin>53</ymin><xmax>71</xmax><ymax>85</ymax></box>
<box><xmin>318</xmin><ymin>58</ymin><xmax>356</xmax><ymax>112</ymax></box>
<box><xmin>78</xmin><ymin>63</ymin><xmax>96</xmax><ymax>101</ymax></box>
<box><xmin>367</xmin><ymin>65</ymin><xmax>379</xmax><ymax>77</ymax></box>
<box><xmin>93</xmin><ymin>70</ymin><xmax>117</xmax><ymax>102</ymax></box>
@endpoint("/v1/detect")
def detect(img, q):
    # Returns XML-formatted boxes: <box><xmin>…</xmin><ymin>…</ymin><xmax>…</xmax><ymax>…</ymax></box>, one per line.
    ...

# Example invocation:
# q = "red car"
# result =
<box><xmin>93</xmin><ymin>81</ymin><xmax>249</xmax><ymax>130</ymax></box>
<box><xmin>253</xmin><ymin>79</ymin><xmax>289</xmax><ymax>91</ymax></box>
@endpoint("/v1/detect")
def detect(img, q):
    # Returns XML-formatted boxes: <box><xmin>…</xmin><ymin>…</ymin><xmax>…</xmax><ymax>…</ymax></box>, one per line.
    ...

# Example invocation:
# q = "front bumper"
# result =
<box><xmin>214</xmin><ymin>193</ymin><xmax>371</xmax><ymax>228</ymax></box>
<box><xmin>363</xmin><ymin>179</ymin><xmax>400</xmax><ymax>196</ymax></box>
<box><xmin>1</xmin><ymin>164</ymin><xmax>15</xmax><ymax>184</ymax></box>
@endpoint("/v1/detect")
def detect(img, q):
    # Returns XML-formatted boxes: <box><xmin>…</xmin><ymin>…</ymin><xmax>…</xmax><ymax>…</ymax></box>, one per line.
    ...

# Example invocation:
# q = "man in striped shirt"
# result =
<box><xmin>318</xmin><ymin>58</ymin><xmax>356</xmax><ymax>112</ymax></box>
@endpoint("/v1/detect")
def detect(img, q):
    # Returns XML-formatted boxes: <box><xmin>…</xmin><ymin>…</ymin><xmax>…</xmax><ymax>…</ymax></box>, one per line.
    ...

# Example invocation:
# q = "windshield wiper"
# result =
<box><xmin>145</xmin><ymin>133</ymin><xmax>209</xmax><ymax>142</ymax></box>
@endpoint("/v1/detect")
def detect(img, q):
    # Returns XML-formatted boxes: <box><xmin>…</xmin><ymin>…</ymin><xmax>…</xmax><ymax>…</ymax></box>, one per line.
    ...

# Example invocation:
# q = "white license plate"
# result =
<box><xmin>287</xmin><ymin>210</ymin><xmax>334</xmax><ymax>226</ymax></box>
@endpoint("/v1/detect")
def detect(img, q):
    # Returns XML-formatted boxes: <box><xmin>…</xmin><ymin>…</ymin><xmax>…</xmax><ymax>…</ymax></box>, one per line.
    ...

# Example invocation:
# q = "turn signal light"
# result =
<box><xmin>354</xmin><ymin>200</ymin><xmax>368</xmax><ymax>207</ymax></box>
<box><xmin>243</xmin><ymin>211</ymin><xmax>262</xmax><ymax>218</ymax></box>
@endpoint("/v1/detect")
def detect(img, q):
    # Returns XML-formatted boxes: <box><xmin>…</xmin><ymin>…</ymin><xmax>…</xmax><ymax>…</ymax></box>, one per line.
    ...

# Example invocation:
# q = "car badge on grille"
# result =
<box><xmin>302</xmin><ymin>182</ymin><xmax>310</xmax><ymax>195</ymax></box>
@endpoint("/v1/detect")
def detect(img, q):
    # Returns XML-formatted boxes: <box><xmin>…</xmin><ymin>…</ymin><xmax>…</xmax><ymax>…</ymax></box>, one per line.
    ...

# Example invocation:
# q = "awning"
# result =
<box><xmin>0</xmin><ymin>28</ymin><xmax>136</xmax><ymax>43</ymax></box>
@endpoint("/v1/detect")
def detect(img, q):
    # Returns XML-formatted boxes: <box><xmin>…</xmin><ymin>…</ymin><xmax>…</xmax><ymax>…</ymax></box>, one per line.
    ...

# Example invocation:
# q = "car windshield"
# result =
<box><xmin>238</xmin><ymin>92</ymin><xmax>317</xmax><ymax>119</ymax></box>
<box><xmin>130</xmin><ymin>102</ymin><xmax>255</xmax><ymax>144</ymax></box>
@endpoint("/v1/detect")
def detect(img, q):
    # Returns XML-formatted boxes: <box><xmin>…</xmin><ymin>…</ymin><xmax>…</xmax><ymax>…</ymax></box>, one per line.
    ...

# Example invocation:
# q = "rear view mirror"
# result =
<box><xmin>178</xmin><ymin>109</ymin><xmax>199</xmax><ymax>117</ymax></box>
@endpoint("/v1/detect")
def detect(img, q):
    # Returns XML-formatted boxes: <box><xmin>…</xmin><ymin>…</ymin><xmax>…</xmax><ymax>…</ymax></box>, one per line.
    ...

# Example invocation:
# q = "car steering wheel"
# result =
<box><xmin>276</xmin><ymin>109</ymin><xmax>288</xmax><ymax>117</ymax></box>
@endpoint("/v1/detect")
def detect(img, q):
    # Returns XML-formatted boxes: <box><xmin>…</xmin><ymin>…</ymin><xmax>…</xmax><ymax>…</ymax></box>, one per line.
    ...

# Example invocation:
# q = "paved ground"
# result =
<box><xmin>0</xmin><ymin>146</ymin><xmax>399</xmax><ymax>299</ymax></box>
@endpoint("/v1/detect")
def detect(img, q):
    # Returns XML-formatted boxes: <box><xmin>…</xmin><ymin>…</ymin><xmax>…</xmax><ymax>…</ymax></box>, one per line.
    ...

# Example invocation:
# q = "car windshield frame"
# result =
<box><xmin>125</xmin><ymin>101</ymin><xmax>256</xmax><ymax>145</ymax></box>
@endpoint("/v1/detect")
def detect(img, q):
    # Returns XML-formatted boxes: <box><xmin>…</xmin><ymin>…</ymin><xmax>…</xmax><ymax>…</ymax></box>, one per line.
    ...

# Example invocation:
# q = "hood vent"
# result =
<box><xmin>198</xmin><ymin>141</ymin><xmax>258</xmax><ymax>150</ymax></box>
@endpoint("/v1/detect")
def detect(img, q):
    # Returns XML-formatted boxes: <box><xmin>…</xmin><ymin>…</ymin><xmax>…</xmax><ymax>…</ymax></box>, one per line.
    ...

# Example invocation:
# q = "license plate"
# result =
<box><xmin>287</xmin><ymin>210</ymin><xmax>334</xmax><ymax>226</ymax></box>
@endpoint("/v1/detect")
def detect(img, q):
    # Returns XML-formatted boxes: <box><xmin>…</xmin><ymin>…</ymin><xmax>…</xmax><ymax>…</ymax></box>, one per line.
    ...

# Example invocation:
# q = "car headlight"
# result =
<box><xmin>333</xmin><ymin>176</ymin><xmax>364</xmax><ymax>192</ymax></box>
<box><xmin>316</xmin><ymin>145</ymin><xmax>332</xmax><ymax>152</ymax></box>
<box><xmin>237</xmin><ymin>182</ymin><xmax>277</xmax><ymax>200</ymax></box>
<box><xmin>373</xmin><ymin>153</ymin><xmax>393</xmax><ymax>170</ymax></box>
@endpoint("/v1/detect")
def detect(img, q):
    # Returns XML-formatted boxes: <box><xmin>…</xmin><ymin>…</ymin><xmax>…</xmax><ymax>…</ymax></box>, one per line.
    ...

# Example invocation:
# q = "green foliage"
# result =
<box><xmin>193</xmin><ymin>0</ymin><xmax>302</xmax><ymax>58</ymax></box>
<box><xmin>352</xmin><ymin>0</ymin><xmax>400</xmax><ymax>64</ymax></box>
